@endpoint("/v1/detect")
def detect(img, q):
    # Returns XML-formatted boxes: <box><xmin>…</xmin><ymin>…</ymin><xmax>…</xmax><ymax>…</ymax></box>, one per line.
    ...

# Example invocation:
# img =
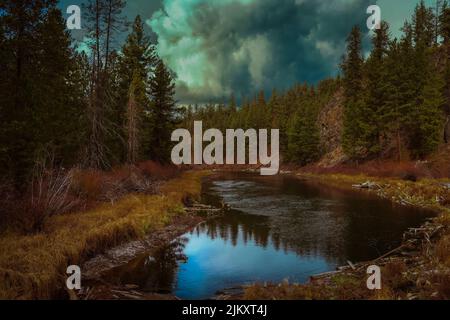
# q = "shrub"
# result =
<box><xmin>20</xmin><ymin>167</ymin><xmax>79</xmax><ymax>233</ymax></box>
<box><xmin>72</xmin><ymin>169</ymin><xmax>104</xmax><ymax>201</ymax></box>
<box><xmin>138</xmin><ymin>161</ymin><xmax>179</xmax><ymax>180</ymax></box>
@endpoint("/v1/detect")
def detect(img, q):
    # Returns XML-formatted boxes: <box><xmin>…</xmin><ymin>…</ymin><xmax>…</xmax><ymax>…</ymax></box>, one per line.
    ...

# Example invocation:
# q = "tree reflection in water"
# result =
<box><xmin>103</xmin><ymin>173</ymin><xmax>436</xmax><ymax>299</ymax></box>
<box><xmin>102</xmin><ymin>237</ymin><xmax>188</xmax><ymax>294</ymax></box>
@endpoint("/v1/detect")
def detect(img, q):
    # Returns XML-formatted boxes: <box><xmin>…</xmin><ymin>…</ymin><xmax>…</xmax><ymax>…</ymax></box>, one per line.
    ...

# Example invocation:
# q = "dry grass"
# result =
<box><xmin>0</xmin><ymin>162</ymin><xmax>182</xmax><ymax>234</ymax></box>
<box><xmin>243</xmin><ymin>262</ymin><xmax>412</xmax><ymax>301</ymax></box>
<box><xmin>297</xmin><ymin>172</ymin><xmax>450</xmax><ymax>212</ymax></box>
<box><xmin>243</xmin><ymin>275</ymin><xmax>368</xmax><ymax>300</ymax></box>
<box><xmin>0</xmin><ymin>170</ymin><xmax>209</xmax><ymax>300</ymax></box>
<box><xmin>299</xmin><ymin>156</ymin><xmax>450</xmax><ymax>180</ymax></box>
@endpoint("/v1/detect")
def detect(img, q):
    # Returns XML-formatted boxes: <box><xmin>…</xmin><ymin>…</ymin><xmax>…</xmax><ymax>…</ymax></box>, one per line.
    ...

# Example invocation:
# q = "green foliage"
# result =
<box><xmin>147</xmin><ymin>59</ymin><xmax>178</xmax><ymax>162</ymax></box>
<box><xmin>115</xmin><ymin>15</ymin><xmax>155</xmax><ymax>163</ymax></box>
<box><xmin>409</xmin><ymin>60</ymin><xmax>446</xmax><ymax>157</ymax></box>
<box><xmin>341</xmin><ymin>26</ymin><xmax>375</xmax><ymax>159</ymax></box>
<box><xmin>413</xmin><ymin>0</ymin><xmax>436</xmax><ymax>47</ymax></box>
<box><xmin>0</xmin><ymin>2</ymin><xmax>87</xmax><ymax>186</ymax></box>
<box><xmin>287</xmin><ymin>105</ymin><xmax>321</xmax><ymax>165</ymax></box>
<box><xmin>341</xmin><ymin>1</ymin><xmax>446</xmax><ymax>161</ymax></box>
<box><xmin>1</xmin><ymin>0</ymin><xmax>449</xmax><ymax>191</ymax></box>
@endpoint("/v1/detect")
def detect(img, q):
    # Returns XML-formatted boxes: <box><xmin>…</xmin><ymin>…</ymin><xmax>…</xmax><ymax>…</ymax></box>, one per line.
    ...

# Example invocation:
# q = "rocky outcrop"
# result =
<box><xmin>317</xmin><ymin>88</ymin><xmax>347</xmax><ymax>167</ymax></box>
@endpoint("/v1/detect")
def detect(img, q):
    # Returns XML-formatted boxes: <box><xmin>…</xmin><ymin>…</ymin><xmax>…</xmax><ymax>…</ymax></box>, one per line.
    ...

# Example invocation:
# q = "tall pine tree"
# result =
<box><xmin>147</xmin><ymin>59</ymin><xmax>177</xmax><ymax>162</ymax></box>
<box><xmin>117</xmin><ymin>15</ymin><xmax>155</xmax><ymax>163</ymax></box>
<box><xmin>341</xmin><ymin>26</ymin><xmax>372</xmax><ymax>160</ymax></box>
<box><xmin>365</xmin><ymin>21</ymin><xmax>390</xmax><ymax>156</ymax></box>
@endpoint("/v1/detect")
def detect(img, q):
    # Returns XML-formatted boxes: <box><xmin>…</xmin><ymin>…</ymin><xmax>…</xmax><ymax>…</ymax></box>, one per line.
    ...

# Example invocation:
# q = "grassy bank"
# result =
<box><xmin>0</xmin><ymin>170</ymin><xmax>209</xmax><ymax>300</ymax></box>
<box><xmin>244</xmin><ymin>172</ymin><xmax>450</xmax><ymax>300</ymax></box>
<box><xmin>297</xmin><ymin>173</ymin><xmax>450</xmax><ymax>212</ymax></box>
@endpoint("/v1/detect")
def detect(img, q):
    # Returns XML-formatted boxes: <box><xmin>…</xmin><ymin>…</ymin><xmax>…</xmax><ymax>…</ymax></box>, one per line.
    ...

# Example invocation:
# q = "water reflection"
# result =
<box><xmin>103</xmin><ymin>237</ymin><xmax>188</xmax><ymax>294</ymax></box>
<box><xmin>104</xmin><ymin>173</ymin><xmax>435</xmax><ymax>299</ymax></box>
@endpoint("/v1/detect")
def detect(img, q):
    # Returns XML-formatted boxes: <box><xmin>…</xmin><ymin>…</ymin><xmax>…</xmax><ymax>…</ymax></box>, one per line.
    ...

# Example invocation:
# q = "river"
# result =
<box><xmin>102</xmin><ymin>172</ymin><xmax>435</xmax><ymax>299</ymax></box>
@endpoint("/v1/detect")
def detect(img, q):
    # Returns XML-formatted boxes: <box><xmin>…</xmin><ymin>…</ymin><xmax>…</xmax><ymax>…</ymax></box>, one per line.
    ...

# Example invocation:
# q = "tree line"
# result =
<box><xmin>0</xmin><ymin>0</ymin><xmax>178</xmax><ymax>190</ymax></box>
<box><xmin>1</xmin><ymin>0</ymin><xmax>449</xmax><ymax>193</ymax></box>
<box><xmin>183</xmin><ymin>1</ymin><xmax>450</xmax><ymax>165</ymax></box>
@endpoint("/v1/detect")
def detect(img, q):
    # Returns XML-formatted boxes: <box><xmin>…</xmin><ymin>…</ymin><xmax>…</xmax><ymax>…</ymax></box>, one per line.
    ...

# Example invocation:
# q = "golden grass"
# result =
<box><xmin>0</xmin><ymin>170</ymin><xmax>209</xmax><ymax>300</ymax></box>
<box><xmin>298</xmin><ymin>173</ymin><xmax>450</xmax><ymax>212</ymax></box>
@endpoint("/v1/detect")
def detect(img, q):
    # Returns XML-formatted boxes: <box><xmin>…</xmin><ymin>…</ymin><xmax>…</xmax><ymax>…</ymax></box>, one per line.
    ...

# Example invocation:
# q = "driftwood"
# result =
<box><xmin>310</xmin><ymin>270</ymin><xmax>342</xmax><ymax>280</ymax></box>
<box><xmin>310</xmin><ymin>220</ymin><xmax>446</xmax><ymax>283</ymax></box>
<box><xmin>355</xmin><ymin>243</ymin><xmax>411</xmax><ymax>272</ymax></box>
<box><xmin>352</xmin><ymin>181</ymin><xmax>381</xmax><ymax>190</ymax></box>
<box><xmin>185</xmin><ymin>202</ymin><xmax>226</xmax><ymax>216</ymax></box>
<box><xmin>185</xmin><ymin>208</ymin><xmax>222</xmax><ymax>213</ymax></box>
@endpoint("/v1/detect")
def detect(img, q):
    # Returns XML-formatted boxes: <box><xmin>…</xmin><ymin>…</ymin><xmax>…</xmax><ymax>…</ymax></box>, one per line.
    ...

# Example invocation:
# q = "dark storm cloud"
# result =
<box><xmin>58</xmin><ymin>0</ymin><xmax>164</xmax><ymax>42</ymax></box>
<box><xmin>148</xmin><ymin>0</ymin><xmax>374</xmax><ymax>104</ymax></box>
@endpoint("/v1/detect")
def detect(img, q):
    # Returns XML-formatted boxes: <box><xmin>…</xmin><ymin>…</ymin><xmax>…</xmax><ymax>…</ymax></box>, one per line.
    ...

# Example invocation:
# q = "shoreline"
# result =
<box><xmin>243</xmin><ymin>170</ymin><xmax>450</xmax><ymax>300</ymax></box>
<box><xmin>2</xmin><ymin>168</ymin><xmax>448</xmax><ymax>300</ymax></box>
<box><xmin>78</xmin><ymin>169</ymin><xmax>450</xmax><ymax>300</ymax></box>
<box><xmin>0</xmin><ymin>170</ymin><xmax>211</xmax><ymax>300</ymax></box>
<box><xmin>82</xmin><ymin>169</ymin><xmax>448</xmax><ymax>300</ymax></box>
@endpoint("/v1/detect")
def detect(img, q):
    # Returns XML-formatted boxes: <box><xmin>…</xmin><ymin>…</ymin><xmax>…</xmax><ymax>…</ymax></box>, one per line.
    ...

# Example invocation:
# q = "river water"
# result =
<box><xmin>104</xmin><ymin>173</ymin><xmax>435</xmax><ymax>299</ymax></box>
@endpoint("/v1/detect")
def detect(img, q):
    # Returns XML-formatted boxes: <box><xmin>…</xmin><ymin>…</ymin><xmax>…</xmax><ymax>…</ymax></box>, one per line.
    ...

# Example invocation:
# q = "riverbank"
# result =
<box><xmin>0</xmin><ymin>170</ymin><xmax>209</xmax><ymax>300</ymax></box>
<box><xmin>243</xmin><ymin>172</ymin><xmax>450</xmax><ymax>300</ymax></box>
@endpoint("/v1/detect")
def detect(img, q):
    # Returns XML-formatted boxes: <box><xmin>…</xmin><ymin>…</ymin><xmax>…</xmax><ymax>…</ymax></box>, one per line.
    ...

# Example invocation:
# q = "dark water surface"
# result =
<box><xmin>105</xmin><ymin>173</ymin><xmax>435</xmax><ymax>299</ymax></box>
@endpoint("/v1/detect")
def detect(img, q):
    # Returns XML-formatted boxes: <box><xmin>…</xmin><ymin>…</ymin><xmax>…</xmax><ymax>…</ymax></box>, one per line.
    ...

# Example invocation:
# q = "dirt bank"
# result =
<box><xmin>77</xmin><ymin>213</ymin><xmax>205</xmax><ymax>300</ymax></box>
<box><xmin>0</xmin><ymin>171</ymin><xmax>210</xmax><ymax>300</ymax></box>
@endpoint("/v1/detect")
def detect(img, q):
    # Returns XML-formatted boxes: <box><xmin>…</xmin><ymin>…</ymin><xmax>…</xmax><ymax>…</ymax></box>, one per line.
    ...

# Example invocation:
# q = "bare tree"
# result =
<box><xmin>126</xmin><ymin>73</ymin><xmax>141</xmax><ymax>163</ymax></box>
<box><xmin>82</xmin><ymin>0</ymin><xmax>127</xmax><ymax>168</ymax></box>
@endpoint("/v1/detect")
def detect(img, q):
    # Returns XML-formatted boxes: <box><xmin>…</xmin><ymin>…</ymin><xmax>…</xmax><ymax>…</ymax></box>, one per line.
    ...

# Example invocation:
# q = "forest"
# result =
<box><xmin>1</xmin><ymin>1</ymin><xmax>450</xmax><ymax>194</ymax></box>
<box><xmin>1</xmin><ymin>0</ymin><xmax>450</xmax><ymax>301</ymax></box>
<box><xmin>182</xmin><ymin>1</ymin><xmax>450</xmax><ymax>167</ymax></box>
<box><xmin>0</xmin><ymin>0</ymin><xmax>178</xmax><ymax>184</ymax></box>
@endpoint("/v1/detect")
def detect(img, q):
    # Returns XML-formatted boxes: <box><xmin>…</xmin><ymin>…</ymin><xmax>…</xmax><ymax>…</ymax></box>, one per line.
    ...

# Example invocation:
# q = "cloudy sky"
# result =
<box><xmin>59</xmin><ymin>0</ymin><xmax>438</xmax><ymax>104</ymax></box>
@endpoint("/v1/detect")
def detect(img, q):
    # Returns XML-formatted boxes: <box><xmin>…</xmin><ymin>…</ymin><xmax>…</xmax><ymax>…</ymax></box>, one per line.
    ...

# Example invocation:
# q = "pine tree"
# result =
<box><xmin>287</xmin><ymin>105</ymin><xmax>321</xmax><ymax>165</ymax></box>
<box><xmin>0</xmin><ymin>1</ymin><xmax>85</xmax><ymax>186</ymax></box>
<box><xmin>410</xmin><ymin>60</ymin><xmax>445</xmax><ymax>157</ymax></box>
<box><xmin>116</xmin><ymin>15</ymin><xmax>155</xmax><ymax>162</ymax></box>
<box><xmin>148</xmin><ymin>59</ymin><xmax>178</xmax><ymax>162</ymax></box>
<box><xmin>382</xmin><ymin>35</ymin><xmax>413</xmax><ymax>160</ymax></box>
<box><xmin>33</xmin><ymin>8</ymin><xmax>87</xmax><ymax>166</ymax></box>
<box><xmin>365</xmin><ymin>21</ymin><xmax>390</xmax><ymax>155</ymax></box>
<box><xmin>341</xmin><ymin>26</ymin><xmax>372</xmax><ymax>159</ymax></box>
<box><xmin>413</xmin><ymin>0</ymin><xmax>436</xmax><ymax>48</ymax></box>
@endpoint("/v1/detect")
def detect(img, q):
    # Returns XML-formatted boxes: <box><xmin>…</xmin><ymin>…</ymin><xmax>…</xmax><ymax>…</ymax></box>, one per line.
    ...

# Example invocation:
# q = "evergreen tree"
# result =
<box><xmin>33</xmin><ymin>8</ymin><xmax>87</xmax><ymax>166</ymax></box>
<box><xmin>0</xmin><ymin>1</ymin><xmax>85</xmax><ymax>186</ymax></box>
<box><xmin>341</xmin><ymin>26</ymin><xmax>372</xmax><ymax>159</ymax></box>
<box><xmin>409</xmin><ymin>59</ymin><xmax>445</xmax><ymax>157</ymax></box>
<box><xmin>287</xmin><ymin>105</ymin><xmax>321</xmax><ymax>165</ymax></box>
<box><xmin>117</xmin><ymin>15</ymin><xmax>155</xmax><ymax>162</ymax></box>
<box><xmin>382</xmin><ymin>32</ymin><xmax>414</xmax><ymax>160</ymax></box>
<box><xmin>413</xmin><ymin>0</ymin><xmax>436</xmax><ymax>48</ymax></box>
<box><xmin>365</xmin><ymin>21</ymin><xmax>390</xmax><ymax>155</ymax></box>
<box><xmin>148</xmin><ymin>59</ymin><xmax>178</xmax><ymax>162</ymax></box>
